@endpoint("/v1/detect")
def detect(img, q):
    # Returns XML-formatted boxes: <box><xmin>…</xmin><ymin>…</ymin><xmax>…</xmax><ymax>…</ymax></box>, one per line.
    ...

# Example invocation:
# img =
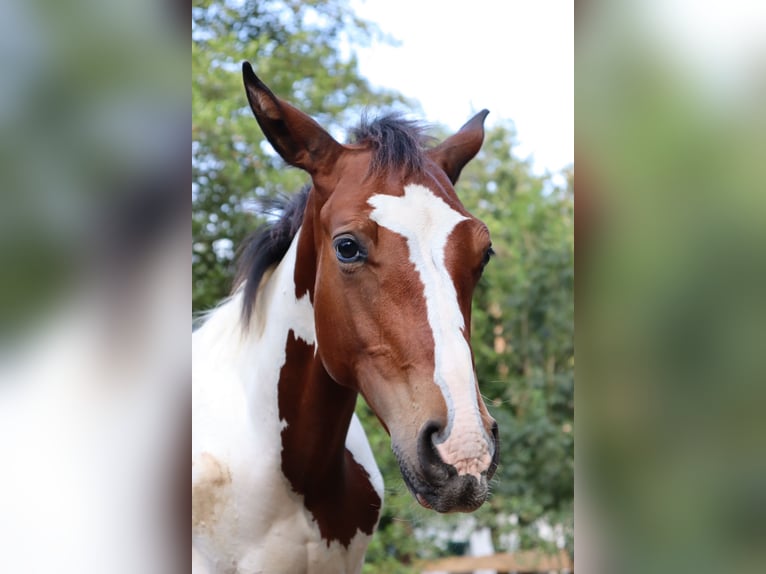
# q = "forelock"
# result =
<box><xmin>349</xmin><ymin>114</ymin><xmax>433</xmax><ymax>176</ymax></box>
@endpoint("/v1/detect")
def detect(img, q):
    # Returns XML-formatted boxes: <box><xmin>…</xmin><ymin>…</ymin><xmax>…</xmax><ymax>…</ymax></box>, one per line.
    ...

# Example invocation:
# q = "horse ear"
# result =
<box><xmin>242</xmin><ymin>62</ymin><xmax>342</xmax><ymax>175</ymax></box>
<box><xmin>428</xmin><ymin>109</ymin><xmax>489</xmax><ymax>184</ymax></box>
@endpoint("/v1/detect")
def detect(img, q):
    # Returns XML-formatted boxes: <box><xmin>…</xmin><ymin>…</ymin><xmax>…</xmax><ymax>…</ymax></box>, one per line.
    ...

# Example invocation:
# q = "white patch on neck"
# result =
<box><xmin>193</xmin><ymin>227</ymin><xmax>382</xmax><ymax>571</ymax></box>
<box><xmin>368</xmin><ymin>184</ymin><xmax>492</xmax><ymax>478</ymax></box>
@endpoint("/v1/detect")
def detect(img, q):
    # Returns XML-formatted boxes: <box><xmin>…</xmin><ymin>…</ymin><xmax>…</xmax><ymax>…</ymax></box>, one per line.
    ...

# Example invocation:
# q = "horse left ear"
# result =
<box><xmin>242</xmin><ymin>61</ymin><xmax>343</xmax><ymax>176</ymax></box>
<box><xmin>427</xmin><ymin>110</ymin><xmax>489</xmax><ymax>184</ymax></box>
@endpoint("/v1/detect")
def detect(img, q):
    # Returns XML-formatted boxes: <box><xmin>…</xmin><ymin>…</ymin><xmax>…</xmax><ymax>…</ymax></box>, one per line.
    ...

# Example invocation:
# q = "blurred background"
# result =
<box><xmin>193</xmin><ymin>1</ymin><xmax>573</xmax><ymax>572</ymax></box>
<box><xmin>577</xmin><ymin>1</ymin><xmax>766</xmax><ymax>574</ymax></box>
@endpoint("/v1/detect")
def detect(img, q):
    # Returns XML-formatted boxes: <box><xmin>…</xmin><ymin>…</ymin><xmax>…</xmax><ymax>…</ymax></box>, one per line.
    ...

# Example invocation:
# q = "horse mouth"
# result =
<box><xmin>396</xmin><ymin>453</ymin><xmax>490</xmax><ymax>513</ymax></box>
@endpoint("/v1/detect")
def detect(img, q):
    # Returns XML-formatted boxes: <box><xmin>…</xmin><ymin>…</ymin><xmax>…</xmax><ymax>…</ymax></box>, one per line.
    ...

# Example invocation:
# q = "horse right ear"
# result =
<box><xmin>242</xmin><ymin>62</ymin><xmax>343</xmax><ymax>176</ymax></box>
<box><xmin>427</xmin><ymin>109</ymin><xmax>489</xmax><ymax>184</ymax></box>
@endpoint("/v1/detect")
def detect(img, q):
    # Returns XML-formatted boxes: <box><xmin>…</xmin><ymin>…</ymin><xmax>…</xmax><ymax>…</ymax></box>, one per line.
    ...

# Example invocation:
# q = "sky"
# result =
<box><xmin>350</xmin><ymin>0</ymin><xmax>574</xmax><ymax>175</ymax></box>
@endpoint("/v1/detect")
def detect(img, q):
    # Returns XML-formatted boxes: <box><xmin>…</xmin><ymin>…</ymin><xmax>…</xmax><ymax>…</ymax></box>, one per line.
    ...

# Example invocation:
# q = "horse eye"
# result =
<box><xmin>481</xmin><ymin>245</ymin><xmax>495</xmax><ymax>268</ymax></box>
<box><xmin>334</xmin><ymin>236</ymin><xmax>365</xmax><ymax>264</ymax></box>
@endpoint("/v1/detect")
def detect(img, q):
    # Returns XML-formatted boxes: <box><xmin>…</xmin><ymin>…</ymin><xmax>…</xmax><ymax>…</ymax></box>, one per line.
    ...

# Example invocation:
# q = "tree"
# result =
<box><xmin>462</xmin><ymin>125</ymin><xmax>574</xmax><ymax>555</ymax></box>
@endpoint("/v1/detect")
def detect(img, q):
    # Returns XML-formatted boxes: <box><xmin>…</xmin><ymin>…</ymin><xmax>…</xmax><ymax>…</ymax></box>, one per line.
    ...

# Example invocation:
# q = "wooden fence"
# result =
<box><xmin>419</xmin><ymin>549</ymin><xmax>573</xmax><ymax>574</ymax></box>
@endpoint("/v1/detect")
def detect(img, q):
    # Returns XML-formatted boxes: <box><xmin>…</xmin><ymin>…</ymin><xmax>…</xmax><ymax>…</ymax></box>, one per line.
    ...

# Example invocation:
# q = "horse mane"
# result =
<box><xmin>235</xmin><ymin>115</ymin><xmax>432</xmax><ymax>324</ymax></box>
<box><xmin>351</xmin><ymin>113</ymin><xmax>431</xmax><ymax>176</ymax></box>
<box><xmin>235</xmin><ymin>185</ymin><xmax>310</xmax><ymax>324</ymax></box>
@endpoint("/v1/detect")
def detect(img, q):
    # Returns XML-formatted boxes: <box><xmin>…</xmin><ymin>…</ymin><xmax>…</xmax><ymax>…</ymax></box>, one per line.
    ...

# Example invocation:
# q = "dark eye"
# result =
<box><xmin>481</xmin><ymin>245</ymin><xmax>495</xmax><ymax>269</ymax></box>
<box><xmin>334</xmin><ymin>235</ymin><xmax>366</xmax><ymax>264</ymax></box>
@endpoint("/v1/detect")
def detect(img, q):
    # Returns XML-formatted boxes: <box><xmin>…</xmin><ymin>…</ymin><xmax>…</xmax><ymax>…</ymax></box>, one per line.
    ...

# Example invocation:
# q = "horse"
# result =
<box><xmin>192</xmin><ymin>61</ymin><xmax>499</xmax><ymax>574</ymax></box>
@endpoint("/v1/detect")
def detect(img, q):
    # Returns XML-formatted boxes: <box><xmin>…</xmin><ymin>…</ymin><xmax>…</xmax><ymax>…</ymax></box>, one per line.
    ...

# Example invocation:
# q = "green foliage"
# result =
<box><xmin>193</xmin><ymin>0</ymin><xmax>573</xmax><ymax>567</ymax></box>
<box><xmin>462</xmin><ymin>128</ymin><xmax>574</xmax><ymax>553</ymax></box>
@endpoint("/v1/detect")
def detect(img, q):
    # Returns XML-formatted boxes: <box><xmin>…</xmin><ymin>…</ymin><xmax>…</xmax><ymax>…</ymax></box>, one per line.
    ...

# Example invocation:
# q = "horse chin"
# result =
<box><xmin>396</xmin><ymin>456</ymin><xmax>490</xmax><ymax>513</ymax></box>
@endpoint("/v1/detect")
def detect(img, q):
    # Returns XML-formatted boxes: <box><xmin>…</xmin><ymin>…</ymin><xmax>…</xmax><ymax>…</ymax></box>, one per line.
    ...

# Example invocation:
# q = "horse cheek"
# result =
<box><xmin>314</xmin><ymin>296</ymin><xmax>354</xmax><ymax>388</ymax></box>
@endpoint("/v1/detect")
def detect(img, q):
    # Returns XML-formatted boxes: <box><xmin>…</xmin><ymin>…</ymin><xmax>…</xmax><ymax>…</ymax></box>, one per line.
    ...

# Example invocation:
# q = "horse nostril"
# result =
<box><xmin>417</xmin><ymin>420</ymin><xmax>441</xmax><ymax>458</ymax></box>
<box><xmin>417</xmin><ymin>420</ymin><xmax>451</xmax><ymax>483</ymax></box>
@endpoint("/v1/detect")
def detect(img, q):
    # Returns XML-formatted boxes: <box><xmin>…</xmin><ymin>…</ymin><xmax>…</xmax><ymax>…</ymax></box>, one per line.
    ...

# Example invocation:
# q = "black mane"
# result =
<box><xmin>235</xmin><ymin>185</ymin><xmax>310</xmax><ymax>324</ymax></box>
<box><xmin>350</xmin><ymin>113</ymin><xmax>430</xmax><ymax>176</ymax></box>
<box><xmin>236</xmin><ymin>115</ymin><xmax>432</xmax><ymax>323</ymax></box>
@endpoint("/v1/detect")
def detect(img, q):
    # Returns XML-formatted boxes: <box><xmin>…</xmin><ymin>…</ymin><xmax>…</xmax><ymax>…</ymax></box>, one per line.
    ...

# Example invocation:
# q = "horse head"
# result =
<box><xmin>243</xmin><ymin>62</ymin><xmax>498</xmax><ymax>513</ymax></box>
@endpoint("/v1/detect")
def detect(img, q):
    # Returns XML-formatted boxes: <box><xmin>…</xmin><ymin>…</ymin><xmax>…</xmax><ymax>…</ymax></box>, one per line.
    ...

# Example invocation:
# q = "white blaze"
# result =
<box><xmin>368</xmin><ymin>184</ymin><xmax>492</xmax><ymax>478</ymax></box>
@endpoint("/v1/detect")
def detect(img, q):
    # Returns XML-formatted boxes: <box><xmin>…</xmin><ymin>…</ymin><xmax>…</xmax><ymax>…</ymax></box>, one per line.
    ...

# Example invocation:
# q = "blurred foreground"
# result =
<box><xmin>0</xmin><ymin>0</ymin><xmax>188</xmax><ymax>572</ymax></box>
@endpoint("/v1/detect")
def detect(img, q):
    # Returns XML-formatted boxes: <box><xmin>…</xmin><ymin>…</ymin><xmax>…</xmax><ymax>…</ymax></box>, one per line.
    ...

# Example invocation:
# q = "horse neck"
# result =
<box><xmin>248</xmin><ymin>226</ymin><xmax>359</xmax><ymax>488</ymax></box>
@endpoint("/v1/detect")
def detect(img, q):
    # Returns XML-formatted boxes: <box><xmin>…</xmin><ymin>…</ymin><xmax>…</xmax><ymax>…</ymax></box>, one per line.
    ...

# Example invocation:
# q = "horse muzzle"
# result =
<box><xmin>395</xmin><ymin>419</ymin><xmax>499</xmax><ymax>513</ymax></box>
